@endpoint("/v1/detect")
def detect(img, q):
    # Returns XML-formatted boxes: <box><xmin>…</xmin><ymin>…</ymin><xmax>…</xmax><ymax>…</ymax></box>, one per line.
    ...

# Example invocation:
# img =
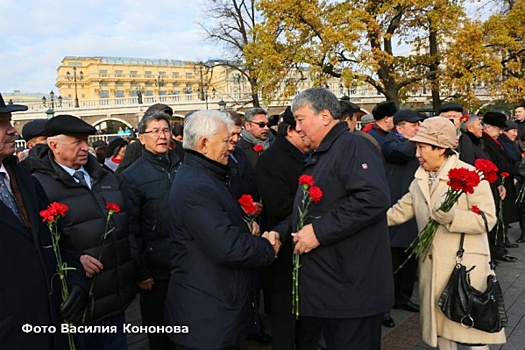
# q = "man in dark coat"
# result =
<box><xmin>118</xmin><ymin>110</ymin><xmax>182</xmax><ymax>350</ymax></box>
<box><xmin>165</xmin><ymin>110</ymin><xmax>280</xmax><ymax>350</ymax></box>
<box><xmin>482</xmin><ymin>111</ymin><xmax>520</xmax><ymax>262</ymax></box>
<box><xmin>238</xmin><ymin>107</ymin><xmax>275</xmax><ymax>170</ymax></box>
<box><xmin>366</xmin><ymin>101</ymin><xmax>397</xmax><ymax>146</ymax></box>
<box><xmin>0</xmin><ymin>96</ymin><xmax>87</xmax><ymax>349</ymax></box>
<box><xmin>31</xmin><ymin>114</ymin><xmax>136</xmax><ymax>350</ymax></box>
<box><xmin>270</xmin><ymin>88</ymin><xmax>394</xmax><ymax>350</ymax></box>
<box><xmin>256</xmin><ymin>106</ymin><xmax>310</xmax><ymax>350</ymax></box>
<box><xmin>382</xmin><ymin>110</ymin><xmax>423</xmax><ymax>326</ymax></box>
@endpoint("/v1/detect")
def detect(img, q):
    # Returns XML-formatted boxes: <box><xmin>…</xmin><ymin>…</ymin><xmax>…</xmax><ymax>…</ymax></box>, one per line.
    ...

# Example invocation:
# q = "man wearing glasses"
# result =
<box><xmin>118</xmin><ymin>110</ymin><xmax>183</xmax><ymax>350</ymax></box>
<box><xmin>238</xmin><ymin>107</ymin><xmax>275</xmax><ymax>170</ymax></box>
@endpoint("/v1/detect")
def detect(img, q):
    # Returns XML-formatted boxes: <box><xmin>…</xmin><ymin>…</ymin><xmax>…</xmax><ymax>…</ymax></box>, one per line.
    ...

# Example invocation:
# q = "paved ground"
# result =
<box><xmin>127</xmin><ymin>226</ymin><xmax>525</xmax><ymax>350</ymax></box>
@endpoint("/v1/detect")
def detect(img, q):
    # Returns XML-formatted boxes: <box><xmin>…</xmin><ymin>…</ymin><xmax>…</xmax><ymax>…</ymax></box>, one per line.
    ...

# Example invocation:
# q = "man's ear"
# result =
<box><xmin>197</xmin><ymin>136</ymin><xmax>208</xmax><ymax>154</ymax></box>
<box><xmin>320</xmin><ymin>109</ymin><xmax>333</xmax><ymax>125</ymax></box>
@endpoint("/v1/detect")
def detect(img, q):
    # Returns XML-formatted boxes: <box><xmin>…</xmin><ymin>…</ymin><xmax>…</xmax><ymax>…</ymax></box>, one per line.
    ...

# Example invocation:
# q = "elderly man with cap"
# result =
<box><xmin>22</xmin><ymin>119</ymin><xmax>48</xmax><ymax>149</ymax></box>
<box><xmin>381</xmin><ymin>110</ymin><xmax>424</xmax><ymax>328</ymax></box>
<box><xmin>438</xmin><ymin>102</ymin><xmax>464</xmax><ymax>129</ymax></box>
<box><xmin>268</xmin><ymin>88</ymin><xmax>394</xmax><ymax>350</ymax></box>
<box><xmin>340</xmin><ymin>100</ymin><xmax>380</xmax><ymax>151</ymax></box>
<box><xmin>0</xmin><ymin>94</ymin><xmax>88</xmax><ymax>349</ymax></box>
<box><xmin>365</xmin><ymin>101</ymin><xmax>398</xmax><ymax>146</ymax></box>
<box><xmin>482</xmin><ymin>111</ymin><xmax>520</xmax><ymax>262</ymax></box>
<box><xmin>165</xmin><ymin>110</ymin><xmax>279</xmax><ymax>350</ymax></box>
<box><xmin>30</xmin><ymin>114</ymin><xmax>136</xmax><ymax>350</ymax></box>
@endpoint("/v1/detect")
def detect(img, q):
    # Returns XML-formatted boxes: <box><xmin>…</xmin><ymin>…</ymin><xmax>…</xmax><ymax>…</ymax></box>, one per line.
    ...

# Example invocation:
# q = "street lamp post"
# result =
<box><xmin>154</xmin><ymin>75</ymin><xmax>165</xmax><ymax>99</ymax></box>
<box><xmin>218</xmin><ymin>99</ymin><xmax>226</xmax><ymax>111</ymax></box>
<box><xmin>42</xmin><ymin>91</ymin><xmax>56</xmax><ymax>118</ymax></box>
<box><xmin>66</xmin><ymin>67</ymin><xmax>84</xmax><ymax>108</ymax></box>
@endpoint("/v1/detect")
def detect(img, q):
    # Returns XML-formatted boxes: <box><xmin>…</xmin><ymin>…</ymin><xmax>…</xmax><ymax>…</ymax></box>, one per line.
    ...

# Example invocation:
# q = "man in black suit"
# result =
<box><xmin>0</xmin><ymin>93</ymin><xmax>87</xmax><ymax>349</ymax></box>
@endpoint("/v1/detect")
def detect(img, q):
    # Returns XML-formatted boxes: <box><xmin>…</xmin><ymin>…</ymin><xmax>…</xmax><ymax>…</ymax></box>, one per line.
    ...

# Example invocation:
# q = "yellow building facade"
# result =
<box><xmin>56</xmin><ymin>56</ymin><xmax>230</xmax><ymax>103</ymax></box>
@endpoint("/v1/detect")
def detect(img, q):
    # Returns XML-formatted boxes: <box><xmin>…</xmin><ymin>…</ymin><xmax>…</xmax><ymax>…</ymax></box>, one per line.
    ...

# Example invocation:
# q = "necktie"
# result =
<box><xmin>0</xmin><ymin>172</ymin><xmax>23</xmax><ymax>222</ymax></box>
<box><xmin>73</xmin><ymin>171</ymin><xmax>89</xmax><ymax>188</ymax></box>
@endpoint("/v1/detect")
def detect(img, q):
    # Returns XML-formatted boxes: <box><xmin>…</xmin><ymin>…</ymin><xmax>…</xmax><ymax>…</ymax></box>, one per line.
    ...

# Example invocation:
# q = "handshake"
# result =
<box><xmin>262</xmin><ymin>231</ymin><xmax>281</xmax><ymax>258</ymax></box>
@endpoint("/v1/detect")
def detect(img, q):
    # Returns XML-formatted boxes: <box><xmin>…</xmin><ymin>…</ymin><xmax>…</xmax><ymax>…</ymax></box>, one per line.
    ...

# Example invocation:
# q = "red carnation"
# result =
<box><xmin>253</xmin><ymin>144</ymin><xmax>264</xmax><ymax>153</ymax></box>
<box><xmin>474</xmin><ymin>158</ymin><xmax>499</xmax><ymax>183</ymax></box>
<box><xmin>500</xmin><ymin>172</ymin><xmax>510</xmax><ymax>178</ymax></box>
<box><xmin>522</xmin><ymin>152</ymin><xmax>525</xmax><ymax>158</ymax></box>
<box><xmin>471</xmin><ymin>205</ymin><xmax>481</xmax><ymax>215</ymax></box>
<box><xmin>447</xmin><ymin>168</ymin><xmax>480</xmax><ymax>194</ymax></box>
<box><xmin>309</xmin><ymin>186</ymin><xmax>323</xmax><ymax>203</ymax></box>
<box><xmin>106</xmin><ymin>202</ymin><xmax>121</xmax><ymax>214</ymax></box>
<box><xmin>459</xmin><ymin>115</ymin><xmax>469</xmax><ymax>124</ymax></box>
<box><xmin>298</xmin><ymin>174</ymin><xmax>315</xmax><ymax>187</ymax></box>
<box><xmin>40</xmin><ymin>202</ymin><xmax>69</xmax><ymax>223</ymax></box>
<box><xmin>238</xmin><ymin>194</ymin><xmax>258</xmax><ymax>215</ymax></box>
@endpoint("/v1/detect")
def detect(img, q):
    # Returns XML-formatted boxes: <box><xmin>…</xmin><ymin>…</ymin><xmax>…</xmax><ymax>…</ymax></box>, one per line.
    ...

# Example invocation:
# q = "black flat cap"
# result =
<box><xmin>372</xmin><ymin>101</ymin><xmax>397</xmax><ymax>120</ymax></box>
<box><xmin>483</xmin><ymin>111</ymin><xmax>508</xmax><ymax>129</ymax></box>
<box><xmin>505</xmin><ymin>119</ymin><xmax>518</xmax><ymax>130</ymax></box>
<box><xmin>393</xmin><ymin>110</ymin><xmax>424</xmax><ymax>125</ymax></box>
<box><xmin>22</xmin><ymin>119</ymin><xmax>48</xmax><ymax>142</ymax></box>
<box><xmin>107</xmin><ymin>136</ymin><xmax>128</xmax><ymax>156</ymax></box>
<box><xmin>438</xmin><ymin>102</ymin><xmax>463</xmax><ymax>114</ymax></box>
<box><xmin>45</xmin><ymin>115</ymin><xmax>96</xmax><ymax>136</ymax></box>
<box><xmin>92</xmin><ymin>140</ymin><xmax>107</xmax><ymax>148</ymax></box>
<box><xmin>340</xmin><ymin>100</ymin><xmax>361</xmax><ymax>117</ymax></box>
<box><xmin>0</xmin><ymin>93</ymin><xmax>28</xmax><ymax>113</ymax></box>
<box><xmin>281</xmin><ymin>106</ymin><xmax>294</xmax><ymax>125</ymax></box>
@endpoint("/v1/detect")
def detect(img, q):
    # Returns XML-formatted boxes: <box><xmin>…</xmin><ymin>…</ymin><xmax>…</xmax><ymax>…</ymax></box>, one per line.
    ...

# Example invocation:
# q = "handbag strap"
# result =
<box><xmin>479</xmin><ymin>211</ymin><xmax>497</xmax><ymax>271</ymax></box>
<box><xmin>456</xmin><ymin>232</ymin><xmax>465</xmax><ymax>262</ymax></box>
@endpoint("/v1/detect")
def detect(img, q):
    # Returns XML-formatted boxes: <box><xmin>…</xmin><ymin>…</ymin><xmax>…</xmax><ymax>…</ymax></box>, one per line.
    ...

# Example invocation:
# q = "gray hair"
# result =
<box><xmin>291</xmin><ymin>88</ymin><xmax>342</xmax><ymax>120</ymax></box>
<box><xmin>137</xmin><ymin>110</ymin><xmax>171</xmax><ymax>134</ymax></box>
<box><xmin>244</xmin><ymin>107</ymin><xmax>268</xmax><ymax>122</ymax></box>
<box><xmin>461</xmin><ymin>115</ymin><xmax>479</xmax><ymax>132</ymax></box>
<box><xmin>183</xmin><ymin>110</ymin><xmax>233</xmax><ymax>150</ymax></box>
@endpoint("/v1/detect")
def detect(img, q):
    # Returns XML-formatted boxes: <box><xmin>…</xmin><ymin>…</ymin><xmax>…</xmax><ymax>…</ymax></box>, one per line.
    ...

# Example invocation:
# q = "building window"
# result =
<box><xmin>115</xmin><ymin>70</ymin><xmax>123</xmax><ymax>76</ymax></box>
<box><xmin>159</xmin><ymin>71</ymin><xmax>166</xmax><ymax>76</ymax></box>
<box><xmin>116</xmin><ymin>83</ymin><xmax>124</xmax><ymax>87</ymax></box>
<box><xmin>185</xmin><ymin>72</ymin><xmax>192</xmax><ymax>77</ymax></box>
<box><xmin>145</xmin><ymin>90</ymin><xmax>153</xmax><ymax>96</ymax></box>
<box><xmin>145</xmin><ymin>83</ymin><xmax>153</xmax><ymax>87</ymax></box>
<box><xmin>99</xmin><ymin>70</ymin><xmax>108</xmax><ymax>77</ymax></box>
<box><xmin>173</xmin><ymin>83</ymin><xmax>180</xmax><ymax>87</ymax></box>
<box><xmin>116</xmin><ymin>90</ymin><xmax>125</xmax><ymax>97</ymax></box>
<box><xmin>172</xmin><ymin>72</ymin><xmax>180</xmax><ymax>77</ymax></box>
<box><xmin>100</xmin><ymin>90</ymin><xmax>109</xmax><ymax>98</ymax></box>
<box><xmin>100</xmin><ymin>82</ymin><xmax>108</xmax><ymax>87</ymax></box>
<box><xmin>130</xmin><ymin>71</ymin><xmax>138</xmax><ymax>76</ymax></box>
<box><xmin>145</xmin><ymin>71</ymin><xmax>152</xmax><ymax>76</ymax></box>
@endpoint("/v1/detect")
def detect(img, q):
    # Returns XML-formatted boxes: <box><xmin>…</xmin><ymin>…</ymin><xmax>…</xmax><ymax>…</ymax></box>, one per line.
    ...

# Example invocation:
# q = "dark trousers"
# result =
<box><xmin>488</xmin><ymin>226</ymin><xmax>506</xmax><ymax>259</ymax></box>
<box><xmin>391</xmin><ymin>247</ymin><xmax>417</xmax><ymax>305</ymax></box>
<box><xmin>269</xmin><ymin>292</ymin><xmax>296</xmax><ymax>350</ymax></box>
<box><xmin>296</xmin><ymin>314</ymin><xmax>382</xmax><ymax>350</ymax></box>
<box><xmin>139</xmin><ymin>279</ymin><xmax>173</xmax><ymax>350</ymax></box>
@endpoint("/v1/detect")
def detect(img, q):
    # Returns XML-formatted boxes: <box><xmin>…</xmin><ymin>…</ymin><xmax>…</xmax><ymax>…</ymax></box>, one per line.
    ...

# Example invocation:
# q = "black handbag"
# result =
<box><xmin>437</xmin><ymin>212</ymin><xmax>507</xmax><ymax>333</ymax></box>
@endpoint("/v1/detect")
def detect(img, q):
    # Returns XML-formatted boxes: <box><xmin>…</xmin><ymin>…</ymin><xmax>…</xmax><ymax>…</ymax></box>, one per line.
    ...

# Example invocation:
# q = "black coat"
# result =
<box><xmin>31</xmin><ymin>146</ymin><xmax>136</xmax><ymax>324</ymax></box>
<box><xmin>0</xmin><ymin>156</ymin><xmax>86</xmax><ymax>349</ymax></box>
<box><xmin>482</xmin><ymin>132</ymin><xmax>520</xmax><ymax>224</ymax></box>
<box><xmin>118</xmin><ymin>148</ymin><xmax>182</xmax><ymax>281</ymax></box>
<box><xmin>256</xmin><ymin>135</ymin><xmax>306</xmax><ymax>293</ymax></box>
<box><xmin>228</xmin><ymin>147</ymin><xmax>259</xmax><ymax>201</ymax></box>
<box><xmin>274</xmin><ymin>123</ymin><xmax>394</xmax><ymax>318</ymax></box>
<box><xmin>165</xmin><ymin>150</ymin><xmax>275</xmax><ymax>349</ymax></box>
<box><xmin>382</xmin><ymin>131</ymin><xmax>419</xmax><ymax>247</ymax></box>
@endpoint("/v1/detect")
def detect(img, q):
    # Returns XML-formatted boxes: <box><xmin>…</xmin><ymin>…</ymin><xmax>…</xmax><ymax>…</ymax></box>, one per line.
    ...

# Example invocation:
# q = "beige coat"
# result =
<box><xmin>387</xmin><ymin>154</ymin><xmax>506</xmax><ymax>347</ymax></box>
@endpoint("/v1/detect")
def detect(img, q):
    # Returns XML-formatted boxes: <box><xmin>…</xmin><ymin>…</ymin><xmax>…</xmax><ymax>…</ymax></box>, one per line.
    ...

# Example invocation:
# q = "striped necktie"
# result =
<box><xmin>73</xmin><ymin>170</ymin><xmax>89</xmax><ymax>188</ymax></box>
<box><xmin>0</xmin><ymin>172</ymin><xmax>23</xmax><ymax>222</ymax></box>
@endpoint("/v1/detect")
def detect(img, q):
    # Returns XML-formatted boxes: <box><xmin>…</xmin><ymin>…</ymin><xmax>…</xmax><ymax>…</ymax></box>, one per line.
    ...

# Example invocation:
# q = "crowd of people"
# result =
<box><xmin>2</xmin><ymin>88</ymin><xmax>524</xmax><ymax>350</ymax></box>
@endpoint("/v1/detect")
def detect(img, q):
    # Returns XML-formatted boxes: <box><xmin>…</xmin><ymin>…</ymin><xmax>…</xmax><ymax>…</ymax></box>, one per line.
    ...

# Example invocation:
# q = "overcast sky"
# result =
<box><xmin>0</xmin><ymin>0</ymin><xmax>221</xmax><ymax>94</ymax></box>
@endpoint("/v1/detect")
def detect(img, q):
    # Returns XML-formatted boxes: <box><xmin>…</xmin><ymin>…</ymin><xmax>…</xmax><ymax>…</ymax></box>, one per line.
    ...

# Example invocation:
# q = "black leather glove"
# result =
<box><xmin>61</xmin><ymin>284</ymin><xmax>88</xmax><ymax>324</ymax></box>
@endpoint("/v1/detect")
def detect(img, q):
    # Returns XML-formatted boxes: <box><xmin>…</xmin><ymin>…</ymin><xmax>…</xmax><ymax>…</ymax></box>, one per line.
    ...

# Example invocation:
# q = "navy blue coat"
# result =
<box><xmin>382</xmin><ymin>131</ymin><xmax>419</xmax><ymax>247</ymax></box>
<box><xmin>274</xmin><ymin>123</ymin><xmax>394</xmax><ymax>318</ymax></box>
<box><xmin>0</xmin><ymin>156</ymin><xmax>86</xmax><ymax>349</ymax></box>
<box><xmin>165</xmin><ymin>150</ymin><xmax>275</xmax><ymax>349</ymax></box>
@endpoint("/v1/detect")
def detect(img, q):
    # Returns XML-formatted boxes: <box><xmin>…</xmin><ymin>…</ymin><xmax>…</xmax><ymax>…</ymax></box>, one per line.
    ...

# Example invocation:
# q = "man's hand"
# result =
<box><xmin>497</xmin><ymin>185</ymin><xmax>506</xmax><ymax>200</ymax></box>
<box><xmin>262</xmin><ymin>231</ymin><xmax>281</xmax><ymax>257</ymax></box>
<box><xmin>61</xmin><ymin>284</ymin><xmax>88</xmax><ymax>324</ymax></box>
<box><xmin>137</xmin><ymin>278</ymin><xmax>154</xmax><ymax>291</ymax></box>
<box><xmin>292</xmin><ymin>224</ymin><xmax>320</xmax><ymax>254</ymax></box>
<box><xmin>250</xmin><ymin>221</ymin><xmax>261</xmax><ymax>236</ymax></box>
<box><xmin>80</xmin><ymin>254</ymin><xmax>103</xmax><ymax>278</ymax></box>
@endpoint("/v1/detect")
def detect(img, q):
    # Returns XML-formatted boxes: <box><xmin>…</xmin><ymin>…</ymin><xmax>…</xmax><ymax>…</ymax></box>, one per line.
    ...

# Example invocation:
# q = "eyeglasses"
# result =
<box><xmin>248</xmin><ymin>121</ymin><xmax>270</xmax><ymax>128</ymax></box>
<box><xmin>142</xmin><ymin>128</ymin><xmax>171</xmax><ymax>135</ymax></box>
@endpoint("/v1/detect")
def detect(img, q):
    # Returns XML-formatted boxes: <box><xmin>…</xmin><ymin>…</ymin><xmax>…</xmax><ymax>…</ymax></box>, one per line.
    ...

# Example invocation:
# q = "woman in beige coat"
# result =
<box><xmin>387</xmin><ymin>117</ymin><xmax>506</xmax><ymax>350</ymax></box>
